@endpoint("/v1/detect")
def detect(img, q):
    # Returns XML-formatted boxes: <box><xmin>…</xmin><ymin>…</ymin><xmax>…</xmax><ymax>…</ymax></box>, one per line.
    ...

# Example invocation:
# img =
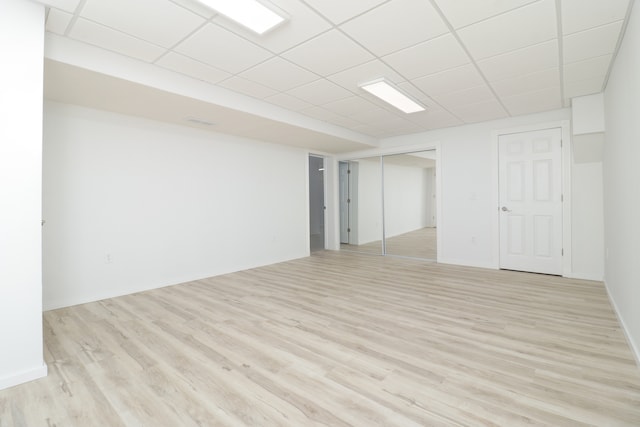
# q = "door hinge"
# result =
<box><xmin>561</xmin><ymin>194</ymin><xmax>564</xmax><ymax>202</ymax></box>
<box><xmin>347</xmin><ymin>169</ymin><xmax>351</xmax><ymax>174</ymax></box>
<box><xmin>347</xmin><ymin>228</ymin><xmax>351</xmax><ymax>233</ymax></box>
<box><xmin>562</xmin><ymin>248</ymin><xmax>564</xmax><ymax>256</ymax></box>
<box><xmin>347</xmin><ymin>198</ymin><xmax>351</xmax><ymax>203</ymax></box>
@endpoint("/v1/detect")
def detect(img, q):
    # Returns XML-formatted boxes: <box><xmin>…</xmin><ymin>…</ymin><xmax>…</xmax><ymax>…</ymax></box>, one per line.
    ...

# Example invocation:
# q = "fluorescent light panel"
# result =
<box><xmin>360</xmin><ymin>79</ymin><xmax>425</xmax><ymax>114</ymax></box>
<box><xmin>197</xmin><ymin>0</ymin><xmax>286</xmax><ymax>35</ymax></box>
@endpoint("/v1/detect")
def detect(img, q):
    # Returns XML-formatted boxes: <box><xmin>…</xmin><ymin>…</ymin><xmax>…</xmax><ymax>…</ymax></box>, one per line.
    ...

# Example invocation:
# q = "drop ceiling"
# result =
<box><xmin>41</xmin><ymin>0</ymin><xmax>633</xmax><ymax>151</ymax></box>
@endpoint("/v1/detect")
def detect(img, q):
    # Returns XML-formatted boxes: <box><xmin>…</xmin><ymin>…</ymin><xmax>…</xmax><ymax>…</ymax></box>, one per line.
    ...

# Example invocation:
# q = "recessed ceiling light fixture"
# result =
<box><xmin>359</xmin><ymin>78</ymin><xmax>425</xmax><ymax>114</ymax></box>
<box><xmin>196</xmin><ymin>0</ymin><xmax>287</xmax><ymax>35</ymax></box>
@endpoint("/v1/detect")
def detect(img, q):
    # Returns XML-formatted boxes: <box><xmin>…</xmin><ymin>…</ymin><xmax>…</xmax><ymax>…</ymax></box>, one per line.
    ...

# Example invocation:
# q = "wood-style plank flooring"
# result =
<box><xmin>1</xmin><ymin>251</ymin><xmax>640</xmax><ymax>426</ymax></box>
<box><xmin>385</xmin><ymin>227</ymin><xmax>437</xmax><ymax>259</ymax></box>
<box><xmin>340</xmin><ymin>227</ymin><xmax>437</xmax><ymax>260</ymax></box>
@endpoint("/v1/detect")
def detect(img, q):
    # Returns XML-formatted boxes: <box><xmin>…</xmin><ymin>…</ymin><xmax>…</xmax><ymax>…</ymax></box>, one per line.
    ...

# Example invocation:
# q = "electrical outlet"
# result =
<box><xmin>105</xmin><ymin>253</ymin><xmax>113</xmax><ymax>264</ymax></box>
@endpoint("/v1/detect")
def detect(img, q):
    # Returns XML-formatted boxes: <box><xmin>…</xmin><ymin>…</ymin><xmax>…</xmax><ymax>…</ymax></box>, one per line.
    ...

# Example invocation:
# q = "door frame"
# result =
<box><xmin>491</xmin><ymin>120</ymin><xmax>572</xmax><ymax>276</ymax></box>
<box><xmin>308</xmin><ymin>153</ymin><xmax>328</xmax><ymax>252</ymax></box>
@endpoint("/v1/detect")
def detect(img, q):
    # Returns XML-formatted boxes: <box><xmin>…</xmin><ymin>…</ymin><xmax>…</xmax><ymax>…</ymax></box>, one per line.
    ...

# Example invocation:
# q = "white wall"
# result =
<box><xmin>571</xmin><ymin>162</ymin><xmax>604</xmax><ymax>280</ymax></box>
<box><xmin>603</xmin><ymin>1</ymin><xmax>640</xmax><ymax>361</ymax></box>
<box><xmin>572</xmin><ymin>93</ymin><xmax>605</xmax><ymax>135</ymax></box>
<box><xmin>427</xmin><ymin>167</ymin><xmax>437</xmax><ymax>227</ymax></box>
<box><xmin>383</xmin><ymin>163</ymin><xmax>432</xmax><ymax>237</ymax></box>
<box><xmin>0</xmin><ymin>0</ymin><xmax>47</xmax><ymax>390</ymax></box>
<box><xmin>377</xmin><ymin>110</ymin><xmax>573</xmax><ymax>269</ymax></box>
<box><xmin>43</xmin><ymin>101</ymin><xmax>309</xmax><ymax>310</ymax></box>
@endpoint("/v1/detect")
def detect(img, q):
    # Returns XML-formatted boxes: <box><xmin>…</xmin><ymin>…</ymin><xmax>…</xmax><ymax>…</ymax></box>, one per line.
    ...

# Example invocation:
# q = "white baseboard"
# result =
<box><xmin>437</xmin><ymin>257</ymin><xmax>495</xmax><ymax>270</ymax></box>
<box><xmin>603</xmin><ymin>280</ymin><xmax>640</xmax><ymax>368</ymax></box>
<box><xmin>564</xmin><ymin>272</ymin><xmax>604</xmax><ymax>281</ymax></box>
<box><xmin>0</xmin><ymin>363</ymin><xmax>48</xmax><ymax>391</ymax></box>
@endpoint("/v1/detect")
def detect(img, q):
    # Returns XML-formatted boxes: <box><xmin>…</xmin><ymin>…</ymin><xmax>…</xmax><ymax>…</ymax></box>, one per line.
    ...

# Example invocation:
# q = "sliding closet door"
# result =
<box><xmin>383</xmin><ymin>151</ymin><xmax>437</xmax><ymax>260</ymax></box>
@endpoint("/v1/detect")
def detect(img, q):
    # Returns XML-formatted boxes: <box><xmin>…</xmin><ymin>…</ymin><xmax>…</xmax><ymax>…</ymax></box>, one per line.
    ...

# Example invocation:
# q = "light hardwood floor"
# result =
<box><xmin>385</xmin><ymin>227</ymin><xmax>437</xmax><ymax>259</ymax></box>
<box><xmin>340</xmin><ymin>227</ymin><xmax>437</xmax><ymax>260</ymax></box>
<box><xmin>1</xmin><ymin>251</ymin><xmax>639</xmax><ymax>426</ymax></box>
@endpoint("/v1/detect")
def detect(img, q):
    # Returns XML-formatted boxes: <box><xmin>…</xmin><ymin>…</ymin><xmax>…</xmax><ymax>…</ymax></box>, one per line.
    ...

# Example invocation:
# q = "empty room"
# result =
<box><xmin>2</xmin><ymin>0</ymin><xmax>640</xmax><ymax>425</ymax></box>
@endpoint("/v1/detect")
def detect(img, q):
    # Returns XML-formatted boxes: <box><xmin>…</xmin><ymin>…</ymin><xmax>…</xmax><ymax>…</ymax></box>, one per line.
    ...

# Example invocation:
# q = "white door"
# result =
<box><xmin>499</xmin><ymin>128</ymin><xmax>563</xmax><ymax>275</ymax></box>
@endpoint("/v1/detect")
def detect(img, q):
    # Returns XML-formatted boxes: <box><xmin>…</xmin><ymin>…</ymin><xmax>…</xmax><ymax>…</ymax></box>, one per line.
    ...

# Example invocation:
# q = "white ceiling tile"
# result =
<box><xmin>490</xmin><ymin>67</ymin><xmax>559</xmax><ymax>97</ymax></box>
<box><xmin>375</xmin><ymin>115</ymin><xmax>412</xmax><ymax>128</ymax></box>
<box><xmin>351</xmin><ymin>124</ymin><xmax>389</xmax><ymax>137</ymax></box>
<box><xmin>340</xmin><ymin>0</ymin><xmax>449</xmax><ymax>56</ymax></box>
<box><xmin>450</xmin><ymin>99</ymin><xmax>509</xmax><ymax>123</ymax></box>
<box><xmin>68</xmin><ymin>18</ymin><xmax>165</xmax><ymax>62</ymax></box>
<box><xmin>383</xmin><ymin>33</ymin><xmax>469</xmax><ymax>79</ymax></box>
<box><xmin>239</xmin><ymin>57</ymin><xmax>318</xmax><ymax>92</ymax></box>
<box><xmin>42</xmin><ymin>0</ymin><xmax>635</xmax><ymax>140</ymax></box>
<box><xmin>322</xmin><ymin>96</ymin><xmax>379</xmax><ymax>117</ymax></box>
<box><xmin>324</xmin><ymin>115</ymin><xmax>365</xmax><ymax>129</ymax></box>
<box><xmin>377</xmin><ymin>120</ymin><xmax>425</xmax><ymax>135</ymax></box>
<box><xmin>561</xmin><ymin>0</ymin><xmax>630</xmax><ymax>35</ymax></box>
<box><xmin>303</xmin><ymin>0</ymin><xmax>388</xmax><ymax>24</ymax></box>
<box><xmin>396</xmin><ymin>82</ymin><xmax>435</xmax><ymax>107</ymax></box>
<box><xmin>299</xmin><ymin>106</ymin><xmax>342</xmax><ymax>122</ymax></box>
<box><xmin>156</xmin><ymin>52</ymin><xmax>231</xmax><ymax>84</ymax></box>
<box><xmin>168</xmin><ymin>0</ymin><xmax>217</xmax><ymax>18</ymax></box>
<box><xmin>413</xmin><ymin>64</ymin><xmax>485</xmax><ymax>96</ymax></box>
<box><xmin>432</xmin><ymin>0</ymin><xmax>539</xmax><ymax>29</ymax></box>
<box><xmin>426</xmin><ymin>117</ymin><xmax>464</xmax><ymax>129</ymax></box>
<box><xmin>40</xmin><ymin>0</ymin><xmax>82</xmax><ymax>13</ymax></box>
<box><xmin>433</xmin><ymin>85</ymin><xmax>496</xmax><ymax>109</ymax></box>
<box><xmin>457</xmin><ymin>0</ymin><xmax>557</xmax><ymax>60</ymax></box>
<box><xmin>264</xmin><ymin>93</ymin><xmax>314</xmax><ymax>111</ymax></box>
<box><xmin>218</xmin><ymin>76</ymin><xmax>278</xmax><ymax>99</ymax></box>
<box><xmin>406</xmin><ymin>109</ymin><xmax>463</xmax><ymax>129</ymax></box>
<box><xmin>389</xmin><ymin>122</ymin><xmax>426</xmax><ymax>134</ymax></box>
<box><xmin>564</xmin><ymin>76</ymin><xmax>605</xmax><ymax>99</ymax></box>
<box><xmin>563</xmin><ymin>21</ymin><xmax>623</xmax><ymax>64</ymax></box>
<box><xmin>327</xmin><ymin>60</ymin><xmax>404</xmax><ymax>92</ymax></box>
<box><xmin>350</xmin><ymin>106</ymin><xmax>403</xmax><ymax>124</ymax></box>
<box><xmin>81</xmin><ymin>0</ymin><xmax>205</xmax><ymax>48</ymax></box>
<box><xmin>282</xmin><ymin>30</ymin><xmax>375</xmax><ymax>76</ymax></box>
<box><xmin>501</xmin><ymin>86</ymin><xmax>561</xmax><ymax>116</ymax></box>
<box><xmin>175</xmin><ymin>24</ymin><xmax>273</xmax><ymax>73</ymax></box>
<box><xmin>286</xmin><ymin>79</ymin><xmax>352</xmax><ymax>105</ymax></box>
<box><xmin>564</xmin><ymin>55</ymin><xmax>612</xmax><ymax>84</ymax></box>
<box><xmin>477</xmin><ymin>40</ymin><xmax>558</xmax><ymax>81</ymax></box>
<box><xmin>46</xmin><ymin>8</ymin><xmax>73</xmax><ymax>35</ymax></box>
<box><xmin>214</xmin><ymin>0</ymin><xmax>331</xmax><ymax>53</ymax></box>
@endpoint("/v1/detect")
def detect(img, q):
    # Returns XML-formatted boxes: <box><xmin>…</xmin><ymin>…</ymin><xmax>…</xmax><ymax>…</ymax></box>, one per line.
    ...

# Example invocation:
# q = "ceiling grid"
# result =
<box><xmin>41</xmin><ymin>0</ymin><xmax>633</xmax><ymax>140</ymax></box>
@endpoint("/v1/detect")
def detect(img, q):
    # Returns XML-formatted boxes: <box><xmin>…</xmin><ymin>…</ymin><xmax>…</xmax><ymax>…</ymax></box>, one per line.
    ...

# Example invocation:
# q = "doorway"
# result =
<box><xmin>498</xmin><ymin>128</ymin><xmax>563</xmax><ymax>275</ymax></box>
<box><xmin>309</xmin><ymin>155</ymin><xmax>325</xmax><ymax>252</ymax></box>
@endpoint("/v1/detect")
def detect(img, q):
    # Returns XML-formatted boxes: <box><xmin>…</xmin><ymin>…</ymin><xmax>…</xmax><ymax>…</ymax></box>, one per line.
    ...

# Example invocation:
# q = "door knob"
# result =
<box><xmin>501</xmin><ymin>206</ymin><xmax>511</xmax><ymax>212</ymax></box>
